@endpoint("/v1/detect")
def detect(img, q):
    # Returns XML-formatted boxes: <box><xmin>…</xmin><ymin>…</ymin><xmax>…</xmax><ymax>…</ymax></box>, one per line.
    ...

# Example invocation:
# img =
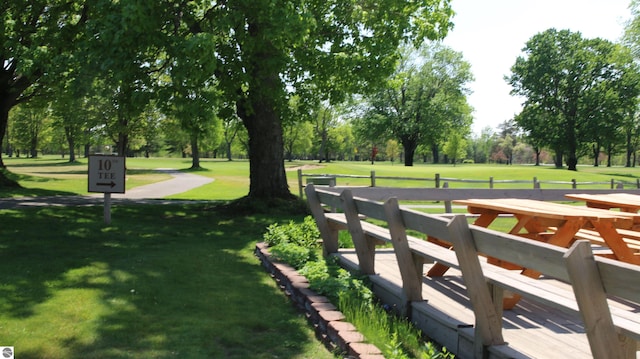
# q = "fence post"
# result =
<box><xmin>572</xmin><ymin>179</ymin><xmax>577</xmax><ymax>189</ymax></box>
<box><xmin>371</xmin><ymin>170</ymin><xmax>376</xmax><ymax>187</ymax></box>
<box><xmin>610</xmin><ymin>179</ymin><xmax>614</xmax><ymax>189</ymax></box>
<box><xmin>443</xmin><ymin>182</ymin><xmax>452</xmax><ymax>213</ymax></box>
<box><xmin>435</xmin><ymin>173</ymin><xmax>440</xmax><ymax>188</ymax></box>
<box><xmin>489</xmin><ymin>177</ymin><xmax>494</xmax><ymax>189</ymax></box>
<box><xmin>298</xmin><ymin>169</ymin><xmax>304</xmax><ymax>198</ymax></box>
<box><xmin>533</xmin><ymin>177</ymin><xmax>539</xmax><ymax>189</ymax></box>
<box><xmin>637</xmin><ymin>179</ymin><xmax>640</xmax><ymax>189</ymax></box>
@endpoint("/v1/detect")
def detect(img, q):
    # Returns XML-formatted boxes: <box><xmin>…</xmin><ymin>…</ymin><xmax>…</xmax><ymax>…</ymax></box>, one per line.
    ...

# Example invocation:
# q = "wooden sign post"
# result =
<box><xmin>88</xmin><ymin>155</ymin><xmax>126</xmax><ymax>224</ymax></box>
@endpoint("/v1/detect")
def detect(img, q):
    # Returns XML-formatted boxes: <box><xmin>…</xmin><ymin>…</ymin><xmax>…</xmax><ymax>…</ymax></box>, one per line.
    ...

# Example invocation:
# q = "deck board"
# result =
<box><xmin>335</xmin><ymin>248</ymin><xmax>600</xmax><ymax>358</ymax></box>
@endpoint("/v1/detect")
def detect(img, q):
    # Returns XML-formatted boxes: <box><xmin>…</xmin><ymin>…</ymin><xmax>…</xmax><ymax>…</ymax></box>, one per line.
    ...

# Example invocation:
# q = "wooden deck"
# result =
<box><xmin>335</xmin><ymin>248</ymin><xmax>640</xmax><ymax>359</ymax></box>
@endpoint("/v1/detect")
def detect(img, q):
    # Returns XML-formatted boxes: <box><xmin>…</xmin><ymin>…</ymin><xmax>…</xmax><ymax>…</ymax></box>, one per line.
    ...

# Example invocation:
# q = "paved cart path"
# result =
<box><xmin>0</xmin><ymin>169</ymin><xmax>214</xmax><ymax>209</ymax></box>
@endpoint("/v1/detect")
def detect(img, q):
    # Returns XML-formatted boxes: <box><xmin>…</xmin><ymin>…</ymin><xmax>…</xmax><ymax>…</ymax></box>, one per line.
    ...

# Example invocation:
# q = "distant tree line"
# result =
<box><xmin>7</xmin><ymin>0</ymin><xmax>640</xmax><ymax>207</ymax></box>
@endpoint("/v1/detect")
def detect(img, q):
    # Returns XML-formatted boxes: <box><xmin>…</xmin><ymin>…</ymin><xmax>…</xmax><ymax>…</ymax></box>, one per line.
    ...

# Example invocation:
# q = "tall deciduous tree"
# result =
<box><xmin>0</xmin><ymin>1</ymin><xmax>87</xmax><ymax>184</ymax></box>
<box><xmin>182</xmin><ymin>0</ymin><xmax>454</xmax><ymax>201</ymax></box>
<box><xmin>9</xmin><ymin>102</ymin><xmax>52</xmax><ymax>158</ymax></box>
<box><xmin>443</xmin><ymin>131</ymin><xmax>467</xmax><ymax>166</ymax></box>
<box><xmin>622</xmin><ymin>0</ymin><xmax>640</xmax><ymax>167</ymax></box>
<box><xmin>358</xmin><ymin>43</ymin><xmax>473</xmax><ymax>166</ymax></box>
<box><xmin>508</xmin><ymin>29</ymin><xmax>640</xmax><ymax>170</ymax></box>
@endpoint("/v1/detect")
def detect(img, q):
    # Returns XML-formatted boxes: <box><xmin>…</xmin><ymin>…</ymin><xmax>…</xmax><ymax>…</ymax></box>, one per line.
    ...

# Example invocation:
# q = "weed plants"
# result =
<box><xmin>263</xmin><ymin>217</ymin><xmax>455</xmax><ymax>359</ymax></box>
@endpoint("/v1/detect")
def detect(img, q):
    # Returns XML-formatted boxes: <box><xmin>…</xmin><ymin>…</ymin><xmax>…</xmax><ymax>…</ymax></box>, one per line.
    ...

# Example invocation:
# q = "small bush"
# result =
<box><xmin>263</xmin><ymin>216</ymin><xmax>321</xmax><ymax>248</ymax></box>
<box><xmin>270</xmin><ymin>242</ymin><xmax>317</xmax><ymax>269</ymax></box>
<box><xmin>263</xmin><ymin>223</ymin><xmax>290</xmax><ymax>247</ymax></box>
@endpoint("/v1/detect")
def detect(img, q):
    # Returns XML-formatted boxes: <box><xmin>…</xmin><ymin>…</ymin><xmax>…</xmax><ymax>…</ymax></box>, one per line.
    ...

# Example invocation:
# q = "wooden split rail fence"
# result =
<box><xmin>297</xmin><ymin>169</ymin><xmax>640</xmax><ymax>199</ymax></box>
<box><xmin>305</xmin><ymin>184</ymin><xmax>640</xmax><ymax>359</ymax></box>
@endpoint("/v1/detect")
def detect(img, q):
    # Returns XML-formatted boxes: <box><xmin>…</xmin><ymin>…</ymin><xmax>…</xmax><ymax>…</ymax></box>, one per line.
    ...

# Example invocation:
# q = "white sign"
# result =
<box><xmin>88</xmin><ymin>155</ymin><xmax>126</xmax><ymax>193</ymax></box>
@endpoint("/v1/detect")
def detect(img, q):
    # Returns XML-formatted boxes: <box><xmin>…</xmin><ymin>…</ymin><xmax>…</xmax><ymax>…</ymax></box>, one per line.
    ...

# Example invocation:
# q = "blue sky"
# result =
<box><xmin>441</xmin><ymin>0</ymin><xmax>632</xmax><ymax>135</ymax></box>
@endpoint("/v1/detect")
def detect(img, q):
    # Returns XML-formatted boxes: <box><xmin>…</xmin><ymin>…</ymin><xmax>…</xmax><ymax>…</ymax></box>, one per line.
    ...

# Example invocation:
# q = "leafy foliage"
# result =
<box><xmin>508</xmin><ymin>29</ymin><xmax>640</xmax><ymax>170</ymax></box>
<box><xmin>263</xmin><ymin>217</ymin><xmax>454</xmax><ymax>358</ymax></box>
<box><xmin>269</xmin><ymin>242</ymin><xmax>318</xmax><ymax>269</ymax></box>
<box><xmin>264</xmin><ymin>216</ymin><xmax>321</xmax><ymax>267</ymax></box>
<box><xmin>356</xmin><ymin>43</ymin><xmax>473</xmax><ymax>166</ymax></box>
<box><xmin>263</xmin><ymin>216</ymin><xmax>321</xmax><ymax>247</ymax></box>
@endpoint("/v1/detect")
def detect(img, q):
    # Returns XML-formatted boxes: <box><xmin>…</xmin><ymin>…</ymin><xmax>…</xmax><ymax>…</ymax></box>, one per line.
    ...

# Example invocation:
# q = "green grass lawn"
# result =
<box><xmin>0</xmin><ymin>204</ymin><xmax>334</xmax><ymax>359</ymax></box>
<box><xmin>4</xmin><ymin>155</ymin><xmax>640</xmax><ymax>199</ymax></box>
<box><xmin>3</xmin><ymin>156</ymin><xmax>640</xmax><ymax>357</ymax></box>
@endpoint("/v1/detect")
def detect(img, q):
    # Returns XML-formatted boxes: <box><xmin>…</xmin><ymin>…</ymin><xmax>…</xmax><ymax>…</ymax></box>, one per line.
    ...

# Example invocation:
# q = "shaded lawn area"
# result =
<box><xmin>0</xmin><ymin>204</ymin><xmax>334</xmax><ymax>359</ymax></box>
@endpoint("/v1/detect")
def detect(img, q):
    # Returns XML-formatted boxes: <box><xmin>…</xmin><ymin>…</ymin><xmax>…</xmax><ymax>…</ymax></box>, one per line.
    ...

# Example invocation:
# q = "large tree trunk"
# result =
<box><xmin>0</xmin><ymin>106</ymin><xmax>8</xmax><ymax>168</ymax></box>
<box><xmin>402</xmin><ymin>139</ymin><xmax>417</xmax><ymax>166</ymax></box>
<box><xmin>626</xmin><ymin>131</ymin><xmax>633</xmax><ymax>167</ymax></box>
<box><xmin>65</xmin><ymin>126</ymin><xmax>76</xmax><ymax>162</ymax></box>
<box><xmin>0</xmin><ymin>105</ymin><xmax>19</xmax><ymax>187</ymax></box>
<box><xmin>116</xmin><ymin>131</ymin><xmax>128</xmax><ymax>158</ymax></box>
<box><xmin>431</xmin><ymin>144</ymin><xmax>440</xmax><ymax>164</ymax></box>
<box><xmin>231</xmin><ymin>18</ymin><xmax>295</xmax><ymax>201</ymax></box>
<box><xmin>554</xmin><ymin>149</ymin><xmax>563</xmax><ymax>168</ymax></box>
<box><xmin>240</xmin><ymin>104</ymin><xmax>292</xmax><ymax>200</ymax></box>
<box><xmin>226</xmin><ymin>140</ymin><xmax>233</xmax><ymax>161</ymax></box>
<box><xmin>190</xmin><ymin>133</ymin><xmax>200</xmax><ymax>169</ymax></box>
<box><xmin>235</xmin><ymin>70</ymin><xmax>292</xmax><ymax>200</ymax></box>
<box><xmin>30</xmin><ymin>134</ymin><xmax>38</xmax><ymax>158</ymax></box>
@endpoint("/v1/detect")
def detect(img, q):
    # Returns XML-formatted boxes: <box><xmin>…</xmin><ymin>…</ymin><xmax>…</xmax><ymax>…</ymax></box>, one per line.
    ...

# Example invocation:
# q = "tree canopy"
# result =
<box><xmin>2</xmin><ymin>0</ymin><xmax>455</xmax><ymax>201</ymax></box>
<box><xmin>1</xmin><ymin>1</ymin><xmax>87</xmax><ymax>168</ymax></box>
<box><xmin>356</xmin><ymin>42</ymin><xmax>473</xmax><ymax>166</ymax></box>
<box><xmin>507</xmin><ymin>29</ymin><xmax>640</xmax><ymax>171</ymax></box>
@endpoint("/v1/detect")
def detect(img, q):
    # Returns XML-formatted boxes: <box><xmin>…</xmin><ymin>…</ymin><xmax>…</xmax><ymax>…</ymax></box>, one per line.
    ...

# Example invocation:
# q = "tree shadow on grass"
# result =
<box><xmin>0</xmin><ymin>204</ymin><xmax>328</xmax><ymax>359</ymax></box>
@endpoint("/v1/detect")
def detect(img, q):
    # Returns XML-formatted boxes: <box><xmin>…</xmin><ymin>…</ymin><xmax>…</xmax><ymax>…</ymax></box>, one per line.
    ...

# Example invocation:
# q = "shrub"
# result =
<box><xmin>269</xmin><ymin>242</ymin><xmax>317</xmax><ymax>269</ymax></box>
<box><xmin>299</xmin><ymin>257</ymin><xmax>372</xmax><ymax>304</ymax></box>
<box><xmin>263</xmin><ymin>216</ymin><xmax>321</xmax><ymax>248</ymax></box>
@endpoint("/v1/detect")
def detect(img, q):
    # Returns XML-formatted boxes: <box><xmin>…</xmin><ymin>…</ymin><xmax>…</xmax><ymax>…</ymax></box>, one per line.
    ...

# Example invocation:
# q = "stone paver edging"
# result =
<box><xmin>254</xmin><ymin>242</ymin><xmax>384</xmax><ymax>359</ymax></box>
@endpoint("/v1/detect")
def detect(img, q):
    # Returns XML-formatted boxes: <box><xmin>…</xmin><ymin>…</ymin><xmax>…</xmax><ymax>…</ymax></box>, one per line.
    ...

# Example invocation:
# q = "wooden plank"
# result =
<box><xmin>383</xmin><ymin>197</ymin><xmax>423</xmax><ymax>306</ymax></box>
<box><xmin>447</xmin><ymin>215</ymin><xmax>505</xmax><ymax>350</ymax></box>
<box><xmin>397</xmin><ymin>207</ymin><xmax>452</xmax><ymax>241</ymax></box>
<box><xmin>305</xmin><ymin>184</ymin><xmax>339</xmax><ymax>255</ymax></box>
<box><xmin>341</xmin><ymin>190</ymin><xmax>376</xmax><ymax>274</ymax></box>
<box><xmin>317</xmin><ymin>187</ymin><xmax>640</xmax><ymax>202</ymax></box>
<box><xmin>591</xmin><ymin>221</ymin><xmax>640</xmax><ymax>265</ymax></box>
<box><xmin>456</xmin><ymin>198</ymin><xmax>636</xmax><ymax>224</ymax></box>
<box><xmin>564</xmin><ymin>240</ymin><xmax>627</xmax><ymax>359</ymax></box>
<box><xmin>566</xmin><ymin>193</ymin><xmax>640</xmax><ymax>212</ymax></box>
<box><xmin>469</xmin><ymin>225</ymin><xmax>571</xmax><ymax>281</ymax></box>
<box><xmin>596</xmin><ymin>256</ymin><xmax>640</xmax><ymax>304</ymax></box>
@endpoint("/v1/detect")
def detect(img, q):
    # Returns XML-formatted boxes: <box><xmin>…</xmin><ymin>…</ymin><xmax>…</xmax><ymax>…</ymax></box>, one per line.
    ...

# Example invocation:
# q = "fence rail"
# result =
<box><xmin>297</xmin><ymin>169</ymin><xmax>639</xmax><ymax>198</ymax></box>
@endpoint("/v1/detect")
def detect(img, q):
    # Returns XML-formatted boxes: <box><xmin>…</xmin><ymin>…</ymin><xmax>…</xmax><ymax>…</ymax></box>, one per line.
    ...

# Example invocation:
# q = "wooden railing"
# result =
<box><xmin>297</xmin><ymin>169</ymin><xmax>640</xmax><ymax>198</ymax></box>
<box><xmin>305</xmin><ymin>184</ymin><xmax>640</xmax><ymax>359</ymax></box>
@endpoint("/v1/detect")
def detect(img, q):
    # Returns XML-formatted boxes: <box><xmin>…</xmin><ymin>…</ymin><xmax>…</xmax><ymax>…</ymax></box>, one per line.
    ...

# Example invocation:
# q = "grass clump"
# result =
<box><xmin>262</xmin><ymin>217</ymin><xmax>454</xmax><ymax>359</ymax></box>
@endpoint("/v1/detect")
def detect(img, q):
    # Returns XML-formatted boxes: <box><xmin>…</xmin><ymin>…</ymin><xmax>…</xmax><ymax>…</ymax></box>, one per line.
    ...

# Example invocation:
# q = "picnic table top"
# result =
<box><xmin>565</xmin><ymin>193</ymin><xmax>640</xmax><ymax>210</ymax></box>
<box><xmin>453</xmin><ymin>198</ymin><xmax>638</xmax><ymax>223</ymax></box>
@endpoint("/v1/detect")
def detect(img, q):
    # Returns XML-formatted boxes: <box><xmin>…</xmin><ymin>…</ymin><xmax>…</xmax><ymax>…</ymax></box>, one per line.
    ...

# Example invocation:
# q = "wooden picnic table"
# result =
<box><xmin>565</xmin><ymin>192</ymin><xmax>640</xmax><ymax>213</ymax></box>
<box><xmin>428</xmin><ymin>198</ymin><xmax>640</xmax><ymax>309</ymax></box>
<box><xmin>451</xmin><ymin>198</ymin><xmax>640</xmax><ymax>265</ymax></box>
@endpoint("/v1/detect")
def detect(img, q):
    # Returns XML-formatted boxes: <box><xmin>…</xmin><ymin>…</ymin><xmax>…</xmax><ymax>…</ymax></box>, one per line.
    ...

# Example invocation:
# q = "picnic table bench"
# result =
<box><xmin>305</xmin><ymin>184</ymin><xmax>640</xmax><ymax>359</ymax></box>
